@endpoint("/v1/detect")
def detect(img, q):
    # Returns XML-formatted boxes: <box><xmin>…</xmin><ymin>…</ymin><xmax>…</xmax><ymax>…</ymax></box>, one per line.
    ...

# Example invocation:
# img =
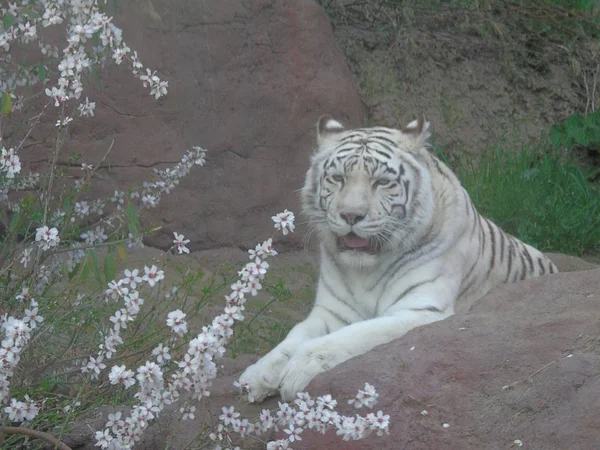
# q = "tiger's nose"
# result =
<box><xmin>340</xmin><ymin>212</ymin><xmax>365</xmax><ymax>225</ymax></box>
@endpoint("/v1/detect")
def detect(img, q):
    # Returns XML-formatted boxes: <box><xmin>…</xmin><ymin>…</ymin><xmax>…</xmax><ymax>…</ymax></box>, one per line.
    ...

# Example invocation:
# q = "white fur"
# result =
<box><xmin>239</xmin><ymin>117</ymin><xmax>555</xmax><ymax>402</ymax></box>
<box><xmin>324</xmin><ymin>118</ymin><xmax>344</xmax><ymax>130</ymax></box>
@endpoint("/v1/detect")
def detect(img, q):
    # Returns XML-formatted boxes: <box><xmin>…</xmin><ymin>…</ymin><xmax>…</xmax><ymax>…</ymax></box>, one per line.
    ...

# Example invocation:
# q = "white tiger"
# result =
<box><xmin>239</xmin><ymin>115</ymin><xmax>558</xmax><ymax>402</ymax></box>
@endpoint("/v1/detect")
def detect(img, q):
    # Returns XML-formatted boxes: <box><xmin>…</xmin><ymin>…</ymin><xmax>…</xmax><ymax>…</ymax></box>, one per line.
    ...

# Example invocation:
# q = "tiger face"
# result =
<box><xmin>301</xmin><ymin>115</ymin><xmax>435</xmax><ymax>267</ymax></box>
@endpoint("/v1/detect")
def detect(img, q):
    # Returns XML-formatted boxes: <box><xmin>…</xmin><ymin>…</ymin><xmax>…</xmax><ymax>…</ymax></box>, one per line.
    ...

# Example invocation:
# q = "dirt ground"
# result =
<box><xmin>321</xmin><ymin>1</ymin><xmax>600</xmax><ymax>158</ymax></box>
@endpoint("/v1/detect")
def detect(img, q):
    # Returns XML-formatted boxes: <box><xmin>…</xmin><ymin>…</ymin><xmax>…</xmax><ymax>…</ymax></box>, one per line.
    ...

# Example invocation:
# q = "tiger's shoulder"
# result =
<box><xmin>418</xmin><ymin>148</ymin><xmax>559</xmax><ymax>303</ymax></box>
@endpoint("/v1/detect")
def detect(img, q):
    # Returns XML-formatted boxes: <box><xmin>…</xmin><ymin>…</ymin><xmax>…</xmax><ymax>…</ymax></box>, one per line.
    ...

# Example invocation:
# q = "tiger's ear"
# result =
<box><xmin>401</xmin><ymin>114</ymin><xmax>432</xmax><ymax>150</ymax></box>
<box><xmin>316</xmin><ymin>114</ymin><xmax>345</xmax><ymax>146</ymax></box>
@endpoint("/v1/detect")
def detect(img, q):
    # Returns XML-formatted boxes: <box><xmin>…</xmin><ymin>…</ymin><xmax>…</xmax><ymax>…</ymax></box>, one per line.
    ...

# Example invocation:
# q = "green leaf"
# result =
<box><xmin>39</xmin><ymin>374</ymin><xmax>56</xmax><ymax>392</ymax></box>
<box><xmin>38</xmin><ymin>63</ymin><xmax>47</xmax><ymax>82</ymax></box>
<box><xmin>570</xmin><ymin>125</ymin><xmax>587</xmax><ymax>146</ymax></box>
<box><xmin>9</xmin><ymin>194</ymin><xmax>33</xmax><ymax>234</ymax></box>
<box><xmin>79</xmin><ymin>258</ymin><xmax>90</xmax><ymax>283</ymax></box>
<box><xmin>117</xmin><ymin>243</ymin><xmax>128</xmax><ymax>263</ymax></box>
<box><xmin>31</xmin><ymin>208</ymin><xmax>44</xmax><ymax>224</ymax></box>
<box><xmin>63</xmin><ymin>197</ymin><xmax>73</xmax><ymax>214</ymax></box>
<box><xmin>87</xmin><ymin>250</ymin><xmax>103</xmax><ymax>286</ymax></box>
<box><xmin>549</xmin><ymin>126</ymin><xmax>563</xmax><ymax>148</ymax></box>
<box><xmin>124</xmin><ymin>204</ymin><xmax>140</xmax><ymax>235</ymax></box>
<box><xmin>68</xmin><ymin>262</ymin><xmax>80</xmax><ymax>280</ymax></box>
<box><xmin>2</xmin><ymin>13</ymin><xmax>15</xmax><ymax>30</ymax></box>
<box><xmin>9</xmin><ymin>209</ymin><xmax>24</xmax><ymax>235</ymax></box>
<box><xmin>1</xmin><ymin>91</ymin><xmax>12</xmax><ymax>116</ymax></box>
<box><xmin>104</xmin><ymin>253</ymin><xmax>117</xmax><ymax>284</ymax></box>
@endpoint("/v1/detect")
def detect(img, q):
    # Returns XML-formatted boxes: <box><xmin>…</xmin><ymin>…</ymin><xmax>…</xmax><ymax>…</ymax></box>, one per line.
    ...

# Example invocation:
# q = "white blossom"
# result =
<box><xmin>272</xmin><ymin>209</ymin><xmax>296</xmax><ymax>235</ymax></box>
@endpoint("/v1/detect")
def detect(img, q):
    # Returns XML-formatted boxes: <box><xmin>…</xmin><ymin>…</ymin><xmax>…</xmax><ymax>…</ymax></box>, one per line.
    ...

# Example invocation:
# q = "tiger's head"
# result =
<box><xmin>301</xmin><ymin>115</ymin><xmax>436</xmax><ymax>267</ymax></box>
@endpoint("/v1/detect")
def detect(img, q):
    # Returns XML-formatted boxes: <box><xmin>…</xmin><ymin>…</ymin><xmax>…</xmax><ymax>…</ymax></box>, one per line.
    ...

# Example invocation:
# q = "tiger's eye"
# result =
<box><xmin>331</xmin><ymin>175</ymin><xmax>344</xmax><ymax>183</ymax></box>
<box><xmin>373</xmin><ymin>179</ymin><xmax>391</xmax><ymax>188</ymax></box>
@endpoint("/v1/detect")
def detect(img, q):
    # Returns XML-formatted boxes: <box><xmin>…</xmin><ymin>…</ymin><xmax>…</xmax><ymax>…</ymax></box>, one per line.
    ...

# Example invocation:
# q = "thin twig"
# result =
<box><xmin>15</xmin><ymin>100</ymin><xmax>52</xmax><ymax>154</ymax></box>
<box><xmin>503</xmin><ymin>353</ymin><xmax>574</xmax><ymax>390</ymax></box>
<box><xmin>0</xmin><ymin>426</ymin><xmax>72</xmax><ymax>450</ymax></box>
<box><xmin>592</xmin><ymin>63</ymin><xmax>599</xmax><ymax>112</ymax></box>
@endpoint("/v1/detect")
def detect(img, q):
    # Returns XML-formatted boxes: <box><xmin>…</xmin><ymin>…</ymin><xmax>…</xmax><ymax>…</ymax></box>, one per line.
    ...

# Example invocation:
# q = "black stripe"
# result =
<box><xmin>339</xmin><ymin>133</ymin><xmax>364</xmax><ymax>142</ymax></box>
<box><xmin>463</xmin><ymin>190</ymin><xmax>471</xmax><ymax>217</ymax></box>
<box><xmin>549</xmin><ymin>262</ymin><xmax>555</xmax><ymax>274</ymax></box>
<box><xmin>499</xmin><ymin>229</ymin><xmax>506</xmax><ymax>265</ymax></box>
<box><xmin>519</xmin><ymin>251</ymin><xmax>527</xmax><ymax>280</ymax></box>
<box><xmin>505</xmin><ymin>238</ymin><xmax>515</xmax><ymax>283</ymax></box>
<box><xmin>410</xmin><ymin>306</ymin><xmax>443</xmax><ymax>313</ymax></box>
<box><xmin>469</xmin><ymin>210</ymin><xmax>478</xmax><ymax>239</ymax></box>
<box><xmin>371</xmin><ymin>232</ymin><xmax>434</xmax><ymax>292</ymax></box>
<box><xmin>462</xmin><ymin>258</ymin><xmax>478</xmax><ymax>286</ymax></box>
<box><xmin>458</xmin><ymin>250</ymin><xmax>482</xmax><ymax>298</ymax></box>
<box><xmin>485</xmin><ymin>219</ymin><xmax>496</xmax><ymax>276</ymax></box>
<box><xmin>321</xmin><ymin>275</ymin><xmax>356</xmax><ymax>313</ymax></box>
<box><xmin>458</xmin><ymin>277</ymin><xmax>477</xmax><ymax>299</ymax></box>
<box><xmin>334</xmin><ymin>146</ymin><xmax>359</xmax><ymax>154</ymax></box>
<box><xmin>522</xmin><ymin>245</ymin><xmax>534</xmax><ymax>274</ymax></box>
<box><xmin>373</xmin><ymin>149</ymin><xmax>392</xmax><ymax>159</ymax></box>
<box><xmin>477</xmin><ymin>214</ymin><xmax>485</xmax><ymax>258</ymax></box>
<box><xmin>389</xmin><ymin>278</ymin><xmax>439</xmax><ymax>309</ymax></box>
<box><xmin>368</xmin><ymin>135</ymin><xmax>396</xmax><ymax>146</ymax></box>
<box><xmin>537</xmin><ymin>257</ymin><xmax>546</xmax><ymax>275</ymax></box>
<box><xmin>362</xmin><ymin>156</ymin><xmax>376</xmax><ymax>166</ymax></box>
<box><xmin>480</xmin><ymin>216</ymin><xmax>486</xmax><ymax>257</ymax></box>
<box><xmin>314</xmin><ymin>304</ymin><xmax>351</xmax><ymax>327</ymax></box>
<box><xmin>372</xmin><ymin>252</ymin><xmax>407</xmax><ymax>290</ymax></box>
<box><xmin>326</xmin><ymin>159</ymin><xmax>338</xmax><ymax>171</ymax></box>
<box><xmin>367</xmin><ymin>127</ymin><xmax>394</xmax><ymax>134</ymax></box>
<box><xmin>322</xmin><ymin>247</ymin><xmax>354</xmax><ymax>298</ymax></box>
<box><xmin>368</xmin><ymin>140</ymin><xmax>397</xmax><ymax>154</ymax></box>
<box><xmin>346</xmin><ymin>159</ymin><xmax>359</xmax><ymax>171</ymax></box>
<box><xmin>431</xmin><ymin>157</ymin><xmax>447</xmax><ymax>179</ymax></box>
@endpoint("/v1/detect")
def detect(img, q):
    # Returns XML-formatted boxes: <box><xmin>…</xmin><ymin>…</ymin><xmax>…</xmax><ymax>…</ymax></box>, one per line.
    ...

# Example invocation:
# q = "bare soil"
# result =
<box><xmin>322</xmin><ymin>1</ymin><xmax>600</xmax><ymax>157</ymax></box>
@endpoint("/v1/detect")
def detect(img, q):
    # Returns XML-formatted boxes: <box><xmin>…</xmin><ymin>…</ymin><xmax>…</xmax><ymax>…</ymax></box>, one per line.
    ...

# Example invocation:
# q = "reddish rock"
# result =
<box><xmin>23</xmin><ymin>0</ymin><xmax>363</xmax><ymax>251</ymax></box>
<box><xmin>299</xmin><ymin>269</ymin><xmax>600</xmax><ymax>450</ymax></box>
<box><xmin>52</xmin><ymin>262</ymin><xmax>598</xmax><ymax>449</ymax></box>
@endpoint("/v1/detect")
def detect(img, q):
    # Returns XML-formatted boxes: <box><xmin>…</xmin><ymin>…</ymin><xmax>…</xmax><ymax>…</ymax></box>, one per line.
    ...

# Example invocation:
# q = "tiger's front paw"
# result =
<box><xmin>238</xmin><ymin>347</ymin><xmax>293</xmax><ymax>403</ymax></box>
<box><xmin>278</xmin><ymin>342</ymin><xmax>351</xmax><ymax>402</ymax></box>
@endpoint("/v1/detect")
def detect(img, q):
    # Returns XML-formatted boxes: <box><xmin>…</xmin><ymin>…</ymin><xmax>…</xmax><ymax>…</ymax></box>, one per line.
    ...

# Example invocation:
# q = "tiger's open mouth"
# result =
<box><xmin>337</xmin><ymin>232</ymin><xmax>379</xmax><ymax>254</ymax></box>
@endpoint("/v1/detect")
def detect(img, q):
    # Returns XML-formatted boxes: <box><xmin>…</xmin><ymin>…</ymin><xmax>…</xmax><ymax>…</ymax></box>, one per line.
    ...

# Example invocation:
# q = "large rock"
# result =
<box><xmin>49</xmin><ymin>256</ymin><xmax>597</xmax><ymax>449</ymax></box>
<box><xmin>24</xmin><ymin>0</ymin><xmax>363</xmax><ymax>251</ymax></box>
<box><xmin>299</xmin><ymin>269</ymin><xmax>600</xmax><ymax>449</ymax></box>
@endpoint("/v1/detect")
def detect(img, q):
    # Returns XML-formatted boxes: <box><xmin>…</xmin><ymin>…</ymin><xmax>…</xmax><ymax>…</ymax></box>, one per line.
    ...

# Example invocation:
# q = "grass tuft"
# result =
<box><xmin>449</xmin><ymin>145</ymin><xmax>600</xmax><ymax>256</ymax></box>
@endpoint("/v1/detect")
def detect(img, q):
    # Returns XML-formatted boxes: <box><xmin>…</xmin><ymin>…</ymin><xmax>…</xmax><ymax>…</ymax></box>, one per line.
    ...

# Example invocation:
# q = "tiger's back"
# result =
<box><xmin>420</xmin><ymin>149</ymin><xmax>558</xmax><ymax>307</ymax></box>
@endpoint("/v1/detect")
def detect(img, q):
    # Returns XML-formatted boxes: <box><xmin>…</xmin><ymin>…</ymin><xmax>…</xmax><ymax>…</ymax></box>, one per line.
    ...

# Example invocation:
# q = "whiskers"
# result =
<box><xmin>364</xmin><ymin>217</ymin><xmax>412</xmax><ymax>251</ymax></box>
<box><xmin>301</xmin><ymin>225</ymin><xmax>318</xmax><ymax>250</ymax></box>
<box><xmin>299</xmin><ymin>216</ymin><xmax>327</xmax><ymax>251</ymax></box>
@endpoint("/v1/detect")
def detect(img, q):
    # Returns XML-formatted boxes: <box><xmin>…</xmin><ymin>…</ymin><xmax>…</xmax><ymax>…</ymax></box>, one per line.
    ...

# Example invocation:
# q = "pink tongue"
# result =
<box><xmin>343</xmin><ymin>234</ymin><xmax>370</xmax><ymax>248</ymax></box>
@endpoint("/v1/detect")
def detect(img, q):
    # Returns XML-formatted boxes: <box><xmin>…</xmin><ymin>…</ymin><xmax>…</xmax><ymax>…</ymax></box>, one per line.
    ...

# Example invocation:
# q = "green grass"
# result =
<box><xmin>389</xmin><ymin>0</ymin><xmax>598</xmax><ymax>11</ymax></box>
<box><xmin>229</xmin><ymin>264</ymin><xmax>317</xmax><ymax>358</ymax></box>
<box><xmin>447</xmin><ymin>145</ymin><xmax>600</xmax><ymax>256</ymax></box>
